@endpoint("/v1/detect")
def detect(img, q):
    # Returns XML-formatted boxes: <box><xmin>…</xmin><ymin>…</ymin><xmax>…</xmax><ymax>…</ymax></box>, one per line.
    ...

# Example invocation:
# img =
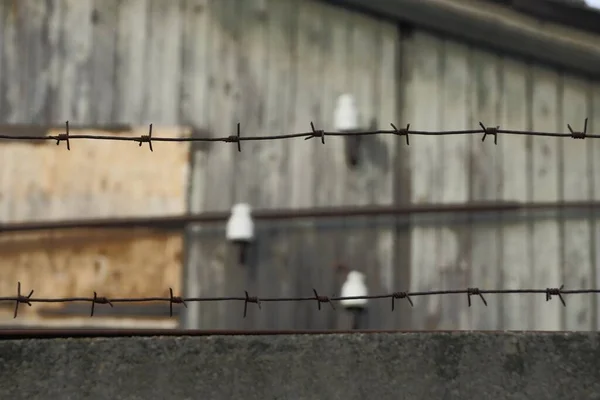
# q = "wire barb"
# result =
<box><xmin>138</xmin><ymin>124</ymin><xmax>154</xmax><ymax>151</ymax></box>
<box><xmin>305</xmin><ymin>122</ymin><xmax>325</xmax><ymax>144</ymax></box>
<box><xmin>546</xmin><ymin>285</ymin><xmax>566</xmax><ymax>306</ymax></box>
<box><xmin>479</xmin><ymin>122</ymin><xmax>499</xmax><ymax>145</ymax></box>
<box><xmin>90</xmin><ymin>292</ymin><xmax>113</xmax><ymax>317</ymax></box>
<box><xmin>391</xmin><ymin>291</ymin><xmax>413</xmax><ymax>310</ymax></box>
<box><xmin>243</xmin><ymin>291</ymin><xmax>261</xmax><ymax>318</ymax></box>
<box><xmin>53</xmin><ymin>121</ymin><xmax>71</xmax><ymax>150</ymax></box>
<box><xmin>169</xmin><ymin>287</ymin><xmax>187</xmax><ymax>317</ymax></box>
<box><xmin>13</xmin><ymin>282</ymin><xmax>34</xmax><ymax>319</ymax></box>
<box><xmin>567</xmin><ymin>118</ymin><xmax>587</xmax><ymax>139</ymax></box>
<box><xmin>467</xmin><ymin>287</ymin><xmax>488</xmax><ymax>307</ymax></box>
<box><xmin>391</xmin><ymin>123</ymin><xmax>410</xmax><ymax>145</ymax></box>
<box><xmin>312</xmin><ymin>289</ymin><xmax>335</xmax><ymax>310</ymax></box>
<box><xmin>223</xmin><ymin>123</ymin><xmax>242</xmax><ymax>152</ymax></box>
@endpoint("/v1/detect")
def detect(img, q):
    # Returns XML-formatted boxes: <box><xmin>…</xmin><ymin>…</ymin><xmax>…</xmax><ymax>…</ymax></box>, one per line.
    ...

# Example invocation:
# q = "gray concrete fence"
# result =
<box><xmin>1</xmin><ymin>332</ymin><xmax>600</xmax><ymax>399</ymax></box>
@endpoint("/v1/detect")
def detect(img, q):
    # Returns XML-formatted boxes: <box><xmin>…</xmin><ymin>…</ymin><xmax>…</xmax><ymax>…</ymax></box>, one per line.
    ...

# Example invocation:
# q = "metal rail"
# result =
<box><xmin>1</xmin><ymin>201</ymin><xmax>599</xmax><ymax>233</ymax></box>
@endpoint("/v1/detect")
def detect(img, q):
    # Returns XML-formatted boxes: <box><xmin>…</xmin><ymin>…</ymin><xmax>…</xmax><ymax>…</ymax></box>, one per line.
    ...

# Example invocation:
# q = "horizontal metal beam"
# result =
<box><xmin>327</xmin><ymin>0</ymin><xmax>600</xmax><ymax>78</ymax></box>
<box><xmin>1</xmin><ymin>201</ymin><xmax>600</xmax><ymax>233</ymax></box>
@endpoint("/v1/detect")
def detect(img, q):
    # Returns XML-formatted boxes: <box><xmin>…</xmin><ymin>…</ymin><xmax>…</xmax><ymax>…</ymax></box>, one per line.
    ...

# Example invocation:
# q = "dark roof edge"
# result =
<box><xmin>325</xmin><ymin>0</ymin><xmax>600</xmax><ymax>78</ymax></box>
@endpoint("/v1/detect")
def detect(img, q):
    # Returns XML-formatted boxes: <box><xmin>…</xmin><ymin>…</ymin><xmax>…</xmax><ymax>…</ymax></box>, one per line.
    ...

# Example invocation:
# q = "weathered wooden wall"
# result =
<box><xmin>1</xmin><ymin>0</ymin><xmax>600</xmax><ymax>331</ymax></box>
<box><xmin>0</xmin><ymin>126</ymin><xmax>190</xmax><ymax>327</ymax></box>
<box><xmin>179</xmin><ymin>0</ymin><xmax>400</xmax><ymax>330</ymax></box>
<box><xmin>402</xmin><ymin>30</ymin><xmax>600</xmax><ymax>332</ymax></box>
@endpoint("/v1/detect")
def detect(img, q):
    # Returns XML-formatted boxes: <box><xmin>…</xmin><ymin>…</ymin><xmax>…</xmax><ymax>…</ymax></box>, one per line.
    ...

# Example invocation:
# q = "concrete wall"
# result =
<box><xmin>1</xmin><ymin>332</ymin><xmax>600</xmax><ymax>400</ymax></box>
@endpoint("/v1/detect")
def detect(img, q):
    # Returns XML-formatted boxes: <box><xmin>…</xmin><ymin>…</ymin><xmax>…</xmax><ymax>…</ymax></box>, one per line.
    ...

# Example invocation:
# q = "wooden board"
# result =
<box><xmin>143</xmin><ymin>0</ymin><xmax>182</xmax><ymax>125</ymax></box>
<box><xmin>0</xmin><ymin>126</ymin><xmax>191</xmax><ymax>222</ymax></box>
<box><xmin>468</xmin><ymin>49</ymin><xmax>502</xmax><ymax>330</ymax></box>
<box><xmin>89</xmin><ymin>0</ymin><xmax>119</xmax><ymax>124</ymax></box>
<box><xmin>530</xmin><ymin>66</ymin><xmax>562</xmax><ymax>330</ymax></box>
<box><xmin>287</xmin><ymin>0</ymin><xmax>323</xmax><ymax>329</ymax></box>
<box><xmin>250</xmin><ymin>0</ymin><xmax>299</xmax><ymax>330</ymax></box>
<box><xmin>1</xmin><ymin>0</ymin><xmax>59</xmax><ymax>123</ymax></box>
<box><xmin>593</xmin><ymin>82</ymin><xmax>600</xmax><ymax>330</ymax></box>
<box><xmin>405</xmin><ymin>31</ymin><xmax>444</xmax><ymax>330</ymax></box>
<box><xmin>560</xmin><ymin>75</ymin><xmax>593</xmax><ymax>330</ymax></box>
<box><xmin>188</xmin><ymin>0</ymin><xmax>240</xmax><ymax>330</ymax></box>
<box><xmin>374</xmin><ymin>22</ymin><xmax>399</xmax><ymax>329</ymax></box>
<box><xmin>114</xmin><ymin>0</ymin><xmax>148</xmax><ymax>123</ymax></box>
<box><xmin>0</xmin><ymin>228</ymin><xmax>183</xmax><ymax>319</ymax></box>
<box><xmin>57</xmin><ymin>0</ymin><xmax>93</xmax><ymax>123</ymax></box>
<box><xmin>438</xmin><ymin>39</ymin><xmax>471</xmax><ymax>330</ymax></box>
<box><xmin>500</xmin><ymin>58</ymin><xmax>533</xmax><ymax>330</ymax></box>
<box><xmin>179</xmin><ymin>0</ymin><xmax>210</xmax><ymax>330</ymax></box>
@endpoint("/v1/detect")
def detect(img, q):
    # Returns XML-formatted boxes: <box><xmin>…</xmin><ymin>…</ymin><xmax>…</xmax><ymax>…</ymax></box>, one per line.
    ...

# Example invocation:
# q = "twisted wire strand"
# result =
<box><xmin>0</xmin><ymin>119</ymin><xmax>591</xmax><ymax>151</ymax></box>
<box><xmin>2</xmin><ymin>282</ymin><xmax>591</xmax><ymax>318</ymax></box>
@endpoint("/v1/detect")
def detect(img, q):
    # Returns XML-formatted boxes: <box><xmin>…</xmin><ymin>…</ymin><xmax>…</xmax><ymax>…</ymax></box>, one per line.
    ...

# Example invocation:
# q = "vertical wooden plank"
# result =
<box><xmin>201</xmin><ymin>0</ymin><xmax>241</xmax><ymax>329</ymax></box>
<box><xmin>339</xmin><ymin>10</ymin><xmax>375</xmax><ymax>313</ymax></box>
<box><xmin>259</xmin><ymin>0</ymin><xmax>295</xmax><ymax>210</ymax></box>
<box><xmin>405</xmin><ymin>32</ymin><xmax>443</xmax><ymax>330</ymax></box>
<box><xmin>56</xmin><ymin>0</ymin><xmax>94</xmax><ymax>122</ymax></box>
<box><xmin>235</xmin><ymin>0</ymin><xmax>267</xmax><ymax>206</ymax></box>
<box><xmin>468</xmin><ymin>49</ymin><xmax>502</xmax><ymax>330</ymax></box>
<box><xmin>142</xmin><ymin>0</ymin><xmax>182</xmax><ymax>124</ymax></box>
<box><xmin>3</xmin><ymin>1</ymin><xmax>57</xmax><ymax>123</ymax></box>
<box><xmin>256</xmin><ymin>0</ymin><xmax>298</xmax><ymax>330</ymax></box>
<box><xmin>313</xmin><ymin>4</ymin><xmax>349</xmax><ymax>209</ymax></box>
<box><xmin>114</xmin><ymin>0</ymin><xmax>148</xmax><ymax>123</ymax></box>
<box><xmin>312</xmin><ymin>3</ymin><xmax>353</xmax><ymax>330</ymax></box>
<box><xmin>289</xmin><ymin>0</ymin><xmax>323</xmax><ymax>328</ymax></box>
<box><xmin>560</xmin><ymin>75</ymin><xmax>593</xmax><ymax>331</ymax></box>
<box><xmin>342</xmin><ymin>11</ymin><xmax>382</xmax><ymax>330</ymax></box>
<box><xmin>374</xmin><ymin>22</ymin><xmax>399</xmax><ymax>329</ymax></box>
<box><xmin>289</xmin><ymin>0</ymin><xmax>319</xmax><ymax>211</ymax></box>
<box><xmin>180</xmin><ymin>0</ymin><xmax>210</xmax><ymax>330</ymax></box>
<box><xmin>592</xmin><ymin>83</ymin><xmax>600</xmax><ymax>330</ymax></box>
<box><xmin>89</xmin><ymin>0</ymin><xmax>119</xmax><ymax>124</ymax></box>
<box><xmin>309</xmin><ymin>1</ymin><xmax>341</xmax><ymax>330</ymax></box>
<box><xmin>2</xmin><ymin>1</ymin><xmax>23</xmax><ymax>122</ymax></box>
<box><xmin>392</xmin><ymin>25</ymin><xmax>414</xmax><ymax>330</ymax></box>
<box><xmin>438</xmin><ymin>40</ymin><xmax>471</xmax><ymax>330</ymax></box>
<box><xmin>180</xmin><ymin>0</ymin><xmax>209</xmax><ymax>129</ymax></box>
<box><xmin>500</xmin><ymin>59</ymin><xmax>533</xmax><ymax>330</ymax></box>
<box><xmin>25</xmin><ymin>1</ymin><xmax>55</xmax><ymax>123</ymax></box>
<box><xmin>201</xmin><ymin>0</ymin><xmax>238</xmax><ymax>213</ymax></box>
<box><xmin>530</xmin><ymin>66</ymin><xmax>561</xmax><ymax>330</ymax></box>
<box><xmin>231</xmin><ymin>0</ymin><xmax>269</xmax><ymax>329</ymax></box>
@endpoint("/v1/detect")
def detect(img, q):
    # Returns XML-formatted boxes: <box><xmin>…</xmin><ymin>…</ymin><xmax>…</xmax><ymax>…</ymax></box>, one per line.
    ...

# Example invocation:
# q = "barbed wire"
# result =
<box><xmin>1</xmin><ymin>282</ymin><xmax>595</xmax><ymax>319</ymax></box>
<box><xmin>0</xmin><ymin>119</ymin><xmax>592</xmax><ymax>152</ymax></box>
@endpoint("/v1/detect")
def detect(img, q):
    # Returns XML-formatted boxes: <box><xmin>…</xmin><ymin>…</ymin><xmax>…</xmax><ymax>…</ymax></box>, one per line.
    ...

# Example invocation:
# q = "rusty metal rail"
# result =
<box><xmin>0</xmin><ymin>201</ymin><xmax>599</xmax><ymax>233</ymax></box>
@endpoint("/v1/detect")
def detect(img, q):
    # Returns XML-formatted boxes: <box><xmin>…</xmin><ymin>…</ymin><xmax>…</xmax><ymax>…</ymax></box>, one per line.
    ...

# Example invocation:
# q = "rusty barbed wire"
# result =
<box><xmin>0</xmin><ymin>119</ymin><xmax>594</xmax><ymax>151</ymax></box>
<box><xmin>1</xmin><ymin>282</ymin><xmax>595</xmax><ymax>319</ymax></box>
